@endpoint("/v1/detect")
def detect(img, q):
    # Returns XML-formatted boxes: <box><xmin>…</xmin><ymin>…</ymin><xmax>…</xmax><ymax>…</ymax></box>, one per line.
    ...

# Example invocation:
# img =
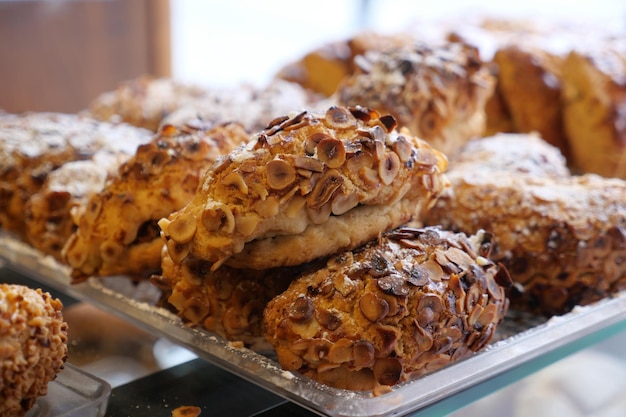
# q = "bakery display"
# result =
<box><xmin>336</xmin><ymin>41</ymin><xmax>495</xmax><ymax>156</ymax></box>
<box><xmin>425</xmin><ymin>134</ymin><xmax>626</xmax><ymax>316</ymax></box>
<box><xmin>0</xmin><ymin>283</ymin><xmax>68</xmax><ymax>417</ymax></box>
<box><xmin>0</xmin><ymin>112</ymin><xmax>152</xmax><ymax>239</ymax></box>
<box><xmin>159</xmin><ymin>105</ymin><xmax>449</xmax><ymax>271</ymax></box>
<box><xmin>561</xmin><ymin>41</ymin><xmax>626</xmax><ymax>178</ymax></box>
<box><xmin>63</xmin><ymin>121</ymin><xmax>250</xmax><ymax>283</ymax></box>
<box><xmin>263</xmin><ymin>226</ymin><xmax>509</xmax><ymax>391</ymax></box>
<box><xmin>1</xmin><ymin>14</ymin><xmax>625</xmax><ymax>406</ymax></box>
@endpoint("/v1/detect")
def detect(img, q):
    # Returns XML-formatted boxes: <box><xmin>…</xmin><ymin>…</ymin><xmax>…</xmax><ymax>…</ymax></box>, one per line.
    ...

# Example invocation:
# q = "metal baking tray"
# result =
<box><xmin>24</xmin><ymin>363</ymin><xmax>111</xmax><ymax>417</ymax></box>
<box><xmin>2</xmin><ymin>234</ymin><xmax>626</xmax><ymax>417</ymax></box>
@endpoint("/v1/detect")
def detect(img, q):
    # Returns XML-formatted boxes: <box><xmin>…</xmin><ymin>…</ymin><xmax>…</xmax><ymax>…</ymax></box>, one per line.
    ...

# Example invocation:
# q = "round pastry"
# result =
<box><xmin>0</xmin><ymin>284</ymin><xmax>68</xmax><ymax>417</ymax></box>
<box><xmin>159</xmin><ymin>105</ymin><xmax>449</xmax><ymax>271</ymax></box>
<box><xmin>263</xmin><ymin>226</ymin><xmax>509</xmax><ymax>391</ymax></box>
<box><xmin>63</xmin><ymin>121</ymin><xmax>250</xmax><ymax>283</ymax></box>
<box><xmin>425</xmin><ymin>159</ymin><xmax>626</xmax><ymax>315</ymax></box>
<box><xmin>336</xmin><ymin>41</ymin><xmax>495</xmax><ymax>156</ymax></box>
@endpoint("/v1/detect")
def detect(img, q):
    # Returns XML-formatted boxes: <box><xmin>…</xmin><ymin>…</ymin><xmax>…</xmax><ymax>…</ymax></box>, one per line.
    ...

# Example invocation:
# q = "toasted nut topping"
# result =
<box><xmin>305</xmin><ymin>132</ymin><xmax>331</xmax><ymax>155</ymax></box>
<box><xmin>392</xmin><ymin>136</ymin><xmax>413</xmax><ymax>162</ymax></box>
<box><xmin>353</xmin><ymin>340</ymin><xmax>375</xmax><ymax>369</ymax></box>
<box><xmin>359</xmin><ymin>292</ymin><xmax>390</xmax><ymax>322</ymax></box>
<box><xmin>294</xmin><ymin>156</ymin><xmax>324</xmax><ymax>172</ymax></box>
<box><xmin>416</xmin><ymin>294</ymin><xmax>443</xmax><ymax>326</ymax></box>
<box><xmin>327</xmin><ymin>338</ymin><xmax>354</xmax><ymax>363</ymax></box>
<box><xmin>166</xmin><ymin>240</ymin><xmax>190</xmax><ymax>264</ymax></box>
<box><xmin>307</xmin><ymin>169</ymin><xmax>343</xmax><ymax>209</ymax></box>
<box><xmin>373</xmin><ymin>357</ymin><xmax>403</xmax><ymax>386</ymax></box>
<box><xmin>167</xmin><ymin>215</ymin><xmax>197</xmax><ymax>244</ymax></box>
<box><xmin>201</xmin><ymin>202</ymin><xmax>235</xmax><ymax>233</ymax></box>
<box><xmin>317</xmin><ymin>137</ymin><xmax>346</xmax><ymax>168</ymax></box>
<box><xmin>254</xmin><ymin>196</ymin><xmax>279</xmax><ymax>217</ymax></box>
<box><xmin>315</xmin><ymin>308</ymin><xmax>342</xmax><ymax>330</ymax></box>
<box><xmin>325</xmin><ymin>106</ymin><xmax>356</xmax><ymax>129</ymax></box>
<box><xmin>288</xmin><ymin>296</ymin><xmax>314</xmax><ymax>322</ymax></box>
<box><xmin>266</xmin><ymin>159</ymin><xmax>296</xmax><ymax>190</ymax></box>
<box><xmin>349</xmin><ymin>105</ymin><xmax>378</xmax><ymax>122</ymax></box>
<box><xmin>413</xmin><ymin>321</ymin><xmax>434</xmax><ymax>351</ymax></box>
<box><xmin>235</xmin><ymin>213</ymin><xmax>259</xmax><ymax>236</ymax></box>
<box><xmin>346</xmin><ymin>151</ymin><xmax>374</xmax><ymax>172</ymax></box>
<box><xmin>331</xmin><ymin>192</ymin><xmax>359</xmax><ymax>215</ymax></box>
<box><xmin>222</xmin><ymin>171</ymin><xmax>249</xmax><ymax>195</ymax></box>
<box><xmin>377</xmin><ymin>274</ymin><xmax>409</xmax><ymax>296</ymax></box>
<box><xmin>306</xmin><ymin>202</ymin><xmax>332</xmax><ymax>224</ymax></box>
<box><xmin>378</xmin><ymin>151</ymin><xmax>401</xmax><ymax>185</ymax></box>
<box><xmin>182</xmin><ymin>296</ymin><xmax>209</xmax><ymax>325</ymax></box>
<box><xmin>379</xmin><ymin>114</ymin><xmax>397</xmax><ymax>131</ymax></box>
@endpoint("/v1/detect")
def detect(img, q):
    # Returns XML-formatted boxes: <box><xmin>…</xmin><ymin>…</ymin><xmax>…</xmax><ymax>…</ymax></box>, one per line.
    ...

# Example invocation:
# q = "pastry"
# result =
<box><xmin>152</xmin><ymin>248</ymin><xmax>315</xmax><ymax>347</ymax></box>
<box><xmin>263</xmin><ymin>226</ymin><xmax>510</xmax><ymax>391</ymax></box>
<box><xmin>275</xmin><ymin>31</ymin><xmax>415</xmax><ymax>97</ymax></box>
<box><xmin>449</xmin><ymin>133</ymin><xmax>570</xmax><ymax>178</ymax></box>
<box><xmin>561</xmin><ymin>41</ymin><xmax>626</xmax><ymax>178</ymax></box>
<box><xmin>24</xmin><ymin>151</ymin><xmax>130</xmax><ymax>261</ymax></box>
<box><xmin>336</xmin><ymin>41</ymin><xmax>495</xmax><ymax>156</ymax></box>
<box><xmin>0</xmin><ymin>112</ymin><xmax>152</xmax><ymax>239</ymax></box>
<box><xmin>85</xmin><ymin>75</ymin><xmax>210</xmax><ymax>131</ymax></box>
<box><xmin>0</xmin><ymin>283</ymin><xmax>68</xmax><ymax>417</ymax></box>
<box><xmin>63</xmin><ymin>121</ymin><xmax>249</xmax><ymax>283</ymax></box>
<box><xmin>160</xmin><ymin>79</ymin><xmax>323</xmax><ymax>133</ymax></box>
<box><xmin>425</xmin><ymin>135</ymin><xmax>626</xmax><ymax>315</ymax></box>
<box><xmin>159</xmin><ymin>105</ymin><xmax>449</xmax><ymax>271</ymax></box>
<box><xmin>491</xmin><ymin>44</ymin><xmax>568</xmax><ymax>157</ymax></box>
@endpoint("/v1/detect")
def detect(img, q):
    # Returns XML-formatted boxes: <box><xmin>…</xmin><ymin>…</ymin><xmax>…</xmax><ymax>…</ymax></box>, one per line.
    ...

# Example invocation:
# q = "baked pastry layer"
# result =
<box><xmin>425</xmin><ymin>134</ymin><xmax>626</xmax><ymax>315</ymax></box>
<box><xmin>0</xmin><ymin>112</ymin><xmax>152</xmax><ymax>238</ymax></box>
<box><xmin>63</xmin><ymin>121</ymin><xmax>249</xmax><ymax>282</ymax></box>
<box><xmin>159</xmin><ymin>105</ymin><xmax>449</xmax><ymax>271</ymax></box>
<box><xmin>263</xmin><ymin>226</ymin><xmax>509</xmax><ymax>391</ymax></box>
<box><xmin>336</xmin><ymin>42</ymin><xmax>495</xmax><ymax>156</ymax></box>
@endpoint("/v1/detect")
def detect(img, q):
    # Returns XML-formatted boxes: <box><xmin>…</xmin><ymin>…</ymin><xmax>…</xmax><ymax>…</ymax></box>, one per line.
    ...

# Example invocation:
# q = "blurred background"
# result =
<box><xmin>0</xmin><ymin>0</ymin><xmax>624</xmax><ymax>113</ymax></box>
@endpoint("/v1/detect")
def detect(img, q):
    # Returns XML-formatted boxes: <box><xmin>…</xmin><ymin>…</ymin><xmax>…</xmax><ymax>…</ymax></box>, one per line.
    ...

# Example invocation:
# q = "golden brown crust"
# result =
<box><xmin>159</xmin><ymin>106</ymin><xmax>449</xmax><ymax>271</ymax></box>
<box><xmin>561</xmin><ymin>43</ymin><xmax>626</xmax><ymax>178</ymax></box>
<box><xmin>62</xmin><ymin>122</ymin><xmax>249</xmax><ymax>282</ymax></box>
<box><xmin>275</xmin><ymin>31</ymin><xmax>416</xmax><ymax>98</ymax></box>
<box><xmin>0</xmin><ymin>112</ymin><xmax>152</xmax><ymax>239</ymax></box>
<box><xmin>336</xmin><ymin>42</ymin><xmax>495</xmax><ymax>156</ymax></box>
<box><xmin>0</xmin><ymin>284</ymin><xmax>68</xmax><ymax>417</ymax></box>
<box><xmin>263</xmin><ymin>226</ymin><xmax>509</xmax><ymax>391</ymax></box>
<box><xmin>492</xmin><ymin>44</ymin><xmax>568</xmax><ymax>158</ymax></box>
<box><xmin>425</xmin><ymin>136</ymin><xmax>626</xmax><ymax>315</ymax></box>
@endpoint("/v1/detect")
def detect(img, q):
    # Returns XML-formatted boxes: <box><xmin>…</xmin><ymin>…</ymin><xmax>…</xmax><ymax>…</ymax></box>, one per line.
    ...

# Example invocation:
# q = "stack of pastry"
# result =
<box><xmin>154</xmin><ymin>104</ymin><xmax>509</xmax><ymax>391</ymax></box>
